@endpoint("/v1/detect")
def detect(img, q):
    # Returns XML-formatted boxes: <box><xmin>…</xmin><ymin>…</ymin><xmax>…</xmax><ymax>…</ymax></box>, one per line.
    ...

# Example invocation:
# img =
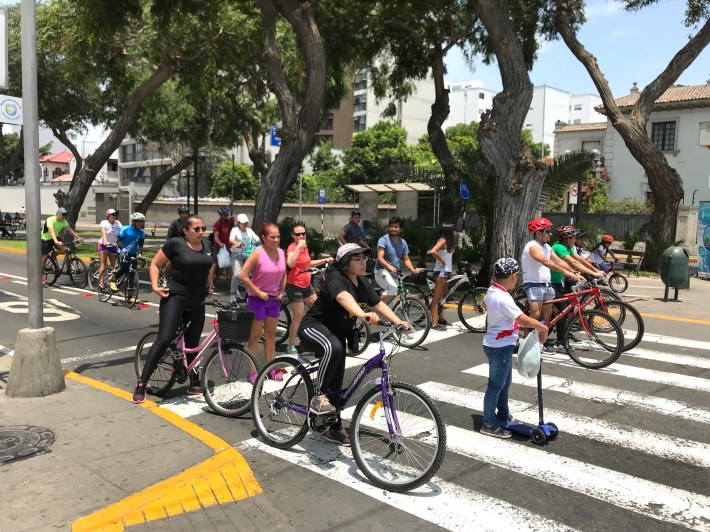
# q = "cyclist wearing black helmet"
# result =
<box><xmin>167</xmin><ymin>206</ymin><xmax>189</xmax><ymax>240</ymax></box>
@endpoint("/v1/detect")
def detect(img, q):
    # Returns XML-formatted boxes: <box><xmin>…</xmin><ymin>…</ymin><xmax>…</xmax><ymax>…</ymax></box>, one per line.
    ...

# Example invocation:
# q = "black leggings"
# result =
<box><xmin>552</xmin><ymin>283</ymin><xmax>569</xmax><ymax>339</ymax></box>
<box><xmin>298</xmin><ymin>322</ymin><xmax>346</xmax><ymax>402</ymax></box>
<box><xmin>140</xmin><ymin>293</ymin><xmax>206</xmax><ymax>385</ymax></box>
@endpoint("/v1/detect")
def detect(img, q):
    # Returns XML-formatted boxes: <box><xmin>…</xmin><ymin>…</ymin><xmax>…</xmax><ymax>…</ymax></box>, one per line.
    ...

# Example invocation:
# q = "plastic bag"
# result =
<box><xmin>517</xmin><ymin>330</ymin><xmax>542</xmax><ymax>379</ymax></box>
<box><xmin>217</xmin><ymin>245</ymin><xmax>231</xmax><ymax>269</ymax></box>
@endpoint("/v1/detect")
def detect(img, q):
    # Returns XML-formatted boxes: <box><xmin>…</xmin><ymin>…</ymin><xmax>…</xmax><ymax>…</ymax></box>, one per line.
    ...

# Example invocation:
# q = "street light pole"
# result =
<box><xmin>193</xmin><ymin>149</ymin><xmax>199</xmax><ymax>214</ymax></box>
<box><xmin>230</xmin><ymin>153</ymin><xmax>235</xmax><ymax>215</ymax></box>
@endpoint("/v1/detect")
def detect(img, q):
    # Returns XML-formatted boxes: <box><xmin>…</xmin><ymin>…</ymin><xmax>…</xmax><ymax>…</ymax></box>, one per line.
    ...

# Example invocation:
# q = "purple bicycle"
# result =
<box><xmin>251</xmin><ymin>321</ymin><xmax>447</xmax><ymax>492</ymax></box>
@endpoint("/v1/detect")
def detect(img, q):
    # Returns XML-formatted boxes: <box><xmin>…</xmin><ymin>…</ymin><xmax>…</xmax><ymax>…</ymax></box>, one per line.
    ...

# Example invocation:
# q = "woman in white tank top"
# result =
<box><xmin>429</xmin><ymin>224</ymin><xmax>456</xmax><ymax>329</ymax></box>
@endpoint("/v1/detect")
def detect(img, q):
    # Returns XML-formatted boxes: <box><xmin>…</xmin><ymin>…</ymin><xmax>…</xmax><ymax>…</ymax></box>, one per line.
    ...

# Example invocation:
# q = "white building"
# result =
<box><xmin>445</xmin><ymin>81</ymin><xmax>605</xmax><ymax>156</ymax></box>
<box><xmin>554</xmin><ymin>82</ymin><xmax>710</xmax><ymax>206</ymax></box>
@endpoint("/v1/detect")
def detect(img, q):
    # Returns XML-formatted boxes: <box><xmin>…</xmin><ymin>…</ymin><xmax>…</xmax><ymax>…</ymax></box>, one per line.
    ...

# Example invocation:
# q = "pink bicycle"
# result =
<box><xmin>134</xmin><ymin>300</ymin><xmax>261</xmax><ymax>417</ymax></box>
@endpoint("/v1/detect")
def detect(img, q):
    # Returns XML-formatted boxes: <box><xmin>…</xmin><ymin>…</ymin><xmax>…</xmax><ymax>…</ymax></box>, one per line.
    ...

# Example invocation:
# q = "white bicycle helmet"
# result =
<box><xmin>130</xmin><ymin>212</ymin><xmax>146</xmax><ymax>221</ymax></box>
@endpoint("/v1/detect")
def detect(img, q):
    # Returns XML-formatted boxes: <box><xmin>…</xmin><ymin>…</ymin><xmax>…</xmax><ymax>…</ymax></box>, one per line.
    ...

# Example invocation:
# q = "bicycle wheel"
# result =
<box><xmin>608</xmin><ymin>273</ymin><xmax>628</xmax><ymax>293</ymax></box>
<box><xmin>124</xmin><ymin>269</ymin><xmax>140</xmax><ymax>308</ymax></box>
<box><xmin>402</xmin><ymin>283</ymin><xmax>430</xmax><ymax>306</ymax></box>
<box><xmin>251</xmin><ymin>356</ymin><xmax>314</xmax><ymax>449</ymax></box>
<box><xmin>202</xmin><ymin>344</ymin><xmax>261</xmax><ymax>417</ymax></box>
<box><xmin>351</xmin><ymin>381</ymin><xmax>446</xmax><ymax>493</ymax></box>
<box><xmin>394</xmin><ymin>298</ymin><xmax>431</xmax><ymax>349</ymax></box>
<box><xmin>43</xmin><ymin>257</ymin><xmax>60</xmax><ymax>286</ymax></box>
<box><xmin>87</xmin><ymin>260</ymin><xmax>100</xmax><ymax>291</ymax></box>
<box><xmin>270</xmin><ymin>303</ymin><xmax>291</xmax><ymax>346</ymax></box>
<box><xmin>134</xmin><ymin>332</ymin><xmax>177</xmax><ymax>396</ymax></box>
<box><xmin>562</xmin><ymin>309</ymin><xmax>623</xmax><ymax>369</ymax></box>
<box><xmin>510</xmin><ymin>285</ymin><xmax>528</xmax><ymax>312</ymax></box>
<box><xmin>349</xmin><ymin>318</ymin><xmax>371</xmax><ymax>355</ymax></box>
<box><xmin>597</xmin><ymin>300</ymin><xmax>645</xmax><ymax>352</ymax></box>
<box><xmin>68</xmin><ymin>257</ymin><xmax>88</xmax><ymax>288</ymax></box>
<box><xmin>97</xmin><ymin>269</ymin><xmax>113</xmax><ymax>302</ymax></box>
<box><xmin>457</xmin><ymin>287</ymin><xmax>488</xmax><ymax>332</ymax></box>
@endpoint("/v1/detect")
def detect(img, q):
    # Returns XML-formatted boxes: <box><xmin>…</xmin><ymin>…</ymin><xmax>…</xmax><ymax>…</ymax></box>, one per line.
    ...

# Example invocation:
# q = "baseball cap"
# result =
<box><xmin>336</xmin><ymin>243</ymin><xmax>370</xmax><ymax>262</ymax></box>
<box><xmin>237</xmin><ymin>213</ymin><xmax>249</xmax><ymax>223</ymax></box>
<box><xmin>56</xmin><ymin>207</ymin><xmax>68</xmax><ymax>214</ymax></box>
<box><xmin>351</xmin><ymin>210</ymin><xmax>361</xmax><ymax>216</ymax></box>
<box><xmin>105</xmin><ymin>208</ymin><xmax>118</xmax><ymax>217</ymax></box>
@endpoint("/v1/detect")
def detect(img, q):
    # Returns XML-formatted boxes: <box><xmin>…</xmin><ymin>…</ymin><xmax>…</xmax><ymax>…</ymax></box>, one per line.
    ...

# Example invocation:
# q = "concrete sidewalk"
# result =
<box><xmin>0</xmin><ymin>355</ymin><xmax>291</xmax><ymax>531</ymax></box>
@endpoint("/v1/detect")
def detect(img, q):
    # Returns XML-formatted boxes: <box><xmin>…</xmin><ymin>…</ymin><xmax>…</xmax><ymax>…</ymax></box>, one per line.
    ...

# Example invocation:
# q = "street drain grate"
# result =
<box><xmin>0</xmin><ymin>425</ymin><xmax>55</xmax><ymax>465</ymax></box>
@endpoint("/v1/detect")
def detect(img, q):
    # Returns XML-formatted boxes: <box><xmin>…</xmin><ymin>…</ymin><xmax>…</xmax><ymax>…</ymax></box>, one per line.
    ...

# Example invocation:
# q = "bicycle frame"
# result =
<box><xmin>172</xmin><ymin>319</ymin><xmax>225</xmax><ymax>374</ymax></box>
<box><xmin>278</xmin><ymin>331</ymin><xmax>402</xmax><ymax>435</ymax></box>
<box><xmin>542</xmin><ymin>286</ymin><xmax>607</xmax><ymax>331</ymax></box>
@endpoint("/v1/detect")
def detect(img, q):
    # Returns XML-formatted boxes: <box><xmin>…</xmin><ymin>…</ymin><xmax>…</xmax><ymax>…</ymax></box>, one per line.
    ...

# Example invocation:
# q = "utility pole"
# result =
<box><xmin>230</xmin><ymin>153</ymin><xmax>235</xmax><ymax>215</ymax></box>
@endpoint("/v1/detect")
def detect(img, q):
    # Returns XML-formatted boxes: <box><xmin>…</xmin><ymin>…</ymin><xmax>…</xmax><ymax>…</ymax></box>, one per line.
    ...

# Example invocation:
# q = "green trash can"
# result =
<box><xmin>660</xmin><ymin>246</ymin><xmax>690</xmax><ymax>301</ymax></box>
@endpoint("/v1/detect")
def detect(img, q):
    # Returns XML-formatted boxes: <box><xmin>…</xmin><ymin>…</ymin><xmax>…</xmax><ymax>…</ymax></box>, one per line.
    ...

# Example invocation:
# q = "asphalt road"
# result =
<box><xmin>2</xmin><ymin>249</ymin><xmax>710</xmax><ymax>531</ymax></box>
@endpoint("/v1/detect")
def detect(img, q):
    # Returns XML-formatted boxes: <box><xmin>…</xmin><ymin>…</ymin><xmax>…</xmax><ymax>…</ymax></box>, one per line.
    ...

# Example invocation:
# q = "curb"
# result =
<box><xmin>65</xmin><ymin>371</ymin><xmax>262</xmax><ymax>531</ymax></box>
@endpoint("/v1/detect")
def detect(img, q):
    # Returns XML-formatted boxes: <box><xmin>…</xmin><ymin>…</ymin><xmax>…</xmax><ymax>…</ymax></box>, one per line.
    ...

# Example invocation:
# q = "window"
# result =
<box><xmin>645</xmin><ymin>191</ymin><xmax>655</xmax><ymax>206</ymax></box>
<box><xmin>651</xmin><ymin>121</ymin><xmax>676</xmax><ymax>151</ymax></box>
<box><xmin>574</xmin><ymin>104</ymin><xmax>582</xmax><ymax>111</ymax></box>
<box><xmin>353</xmin><ymin>71</ymin><xmax>368</xmax><ymax>92</ymax></box>
<box><xmin>353</xmin><ymin>115</ymin><xmax>366</xmax><ymax>133</ymax></box>
<box><xmin>573</xmin><ymin>119</ymin><xmax>581</xmax><ymax>125</ymax></box>
<box><xmin>43</xmin><ymin>167</ymin><xmax>48</xmax><ymax>178</ymax></box>
<box><xmin>353</xmin><ymin>96</ymin><xmax>366</xmax><ymax>113</ymax></box>
<box><xmin>479</xmin><ymin>92</ymin><xmax>485</xmax><ymax>99</ymax></box>
<box><xmin>319</xmin><ymin>113</ymin><xmax>334</xmax><ymax>131</ymax></box>
<box><xmin>53</xmin><ymin>167</ymin><xmax>63</xmax><ymax>178</ymax></box>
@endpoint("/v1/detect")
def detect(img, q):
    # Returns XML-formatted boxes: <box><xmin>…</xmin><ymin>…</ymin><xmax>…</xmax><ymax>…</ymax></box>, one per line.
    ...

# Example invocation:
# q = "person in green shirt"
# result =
<box><xmin>549</xmin><ymin>225</ymin><xmax>603</xmax><ymax>351</ymax></box>
<box><xmin>41</xmin><ymin>207</ymin><xmax>83</xmax><ymax>285</ymax></box>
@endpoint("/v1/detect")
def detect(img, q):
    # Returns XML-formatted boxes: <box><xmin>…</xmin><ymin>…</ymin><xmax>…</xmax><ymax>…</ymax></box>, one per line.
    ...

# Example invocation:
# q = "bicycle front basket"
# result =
<box><xmin>217</xmin><ymin>309</ymin><xmax>254</xmax><ymax>343</ymax></box>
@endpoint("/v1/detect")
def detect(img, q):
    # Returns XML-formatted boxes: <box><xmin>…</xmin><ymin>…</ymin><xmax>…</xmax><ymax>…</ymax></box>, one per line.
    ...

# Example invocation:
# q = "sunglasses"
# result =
<box><xmin>542</xmin><ymin>229</ymin><xmax>552</xmax><ymax>235</ymax></box>
<box><xmin>191</xmin><ymin>226</ymin><xmax>208</xmax><ymax>232</ymax></box>
<box><xmin>293</xmin><ymin>232</ymin><xmax>306</xmax><ymax>237</ymax></box>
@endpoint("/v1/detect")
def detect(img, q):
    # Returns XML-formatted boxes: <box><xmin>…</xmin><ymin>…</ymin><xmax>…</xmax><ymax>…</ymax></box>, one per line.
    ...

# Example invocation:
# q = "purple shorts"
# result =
<box><xmin>247</xmin><ymin>296</ymin><xmax>281</xmax><ymax>321</ymax></box>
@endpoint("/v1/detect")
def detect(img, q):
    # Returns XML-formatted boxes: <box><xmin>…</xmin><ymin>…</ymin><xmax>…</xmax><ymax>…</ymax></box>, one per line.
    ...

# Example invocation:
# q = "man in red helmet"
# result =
<box><xmin>521</xmin><ymin>218</ymin><xmax>581</xmax><ymax>347</ymax></box>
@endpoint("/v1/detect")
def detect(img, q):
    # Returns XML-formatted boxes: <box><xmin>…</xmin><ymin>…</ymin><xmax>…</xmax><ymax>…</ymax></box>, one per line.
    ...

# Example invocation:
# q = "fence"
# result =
<box><xmin>543</xmin><ymin>213</ymin><xmax>651</xmax><ymax>238</ymax></box>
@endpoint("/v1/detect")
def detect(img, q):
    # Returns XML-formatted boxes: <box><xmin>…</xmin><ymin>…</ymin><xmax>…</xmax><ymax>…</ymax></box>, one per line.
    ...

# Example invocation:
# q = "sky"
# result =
<box><xmin>445</xmin><ymin>0</ymin><xmax>710</xmax><ymax>97</ymax></box>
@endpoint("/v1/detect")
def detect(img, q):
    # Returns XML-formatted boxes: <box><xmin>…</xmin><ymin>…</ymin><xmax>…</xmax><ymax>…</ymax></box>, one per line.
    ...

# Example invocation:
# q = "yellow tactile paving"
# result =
<box><xmin>67</xmin><ymin>372</ymin><xmax>262</xmax><ymax>531</ymax></box>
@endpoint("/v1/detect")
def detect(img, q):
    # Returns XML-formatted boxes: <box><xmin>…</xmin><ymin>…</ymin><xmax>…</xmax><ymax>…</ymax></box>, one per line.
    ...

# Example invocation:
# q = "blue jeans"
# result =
<box><xmin>482</xmin><ymin>344</ymin><xmax>514</xmax><ymax>427</ymax></box>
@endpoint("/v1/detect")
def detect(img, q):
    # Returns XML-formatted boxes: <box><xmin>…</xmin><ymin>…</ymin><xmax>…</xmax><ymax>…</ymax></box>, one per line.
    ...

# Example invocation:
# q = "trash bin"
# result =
<box><xmin>660</xmin><ymin>246</ymin><xmax>690</xmax><ymax>301</ymax></box>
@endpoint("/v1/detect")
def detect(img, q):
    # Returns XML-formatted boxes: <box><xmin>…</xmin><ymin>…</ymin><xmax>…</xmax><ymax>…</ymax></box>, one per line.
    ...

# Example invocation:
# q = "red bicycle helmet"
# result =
<box><xmin>601</xmin><ymin>234</ymin><xmax>614</xmax><ymax>243</ymax></box>
<box><xmin>528</xmin><ymin>217</ymin><xmax>553</xmax><ymax>233</ymax></box>
<box><xmin>557</xmin><ymin>225</ymin><xmax>577</xmax><ymax>238</ymax></box>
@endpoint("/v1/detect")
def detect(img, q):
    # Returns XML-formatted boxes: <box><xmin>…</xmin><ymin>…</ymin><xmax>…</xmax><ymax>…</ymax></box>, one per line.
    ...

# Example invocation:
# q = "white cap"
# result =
<box><xmin>336</xmin><ymin>243</ymin><xmax>370</xmax><ymax>262</ymax></box>
<box><xmin>237</xmin><ymin>214</ymin><xmax>249</xmax><ymax>223</ymax></box>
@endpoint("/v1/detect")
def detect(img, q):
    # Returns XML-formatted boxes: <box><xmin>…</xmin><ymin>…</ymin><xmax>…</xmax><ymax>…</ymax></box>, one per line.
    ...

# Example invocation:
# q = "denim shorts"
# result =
<box><xmin>247</xmin><ymin>296</ymin><xmax>281</xmax><ymax>321</ymax></box>
<box><xmin>285</xmin><ymin>283</ymin><xmax>314</xmax><ymax>303</ymax></box>
<box><xmin>523</xmin><ymin>283</ymin><xmax>555</xmax><ymax>303</ymax></box>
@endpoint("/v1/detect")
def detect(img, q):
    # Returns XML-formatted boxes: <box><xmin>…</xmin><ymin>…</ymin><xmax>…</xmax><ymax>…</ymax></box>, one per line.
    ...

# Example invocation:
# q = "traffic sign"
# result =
<box><xmin>459</xmin><ymin>179</ymin><xmax>471</xmax><ymax>200</ymax></box>
<box><xmin>569</xmin><ymin>183</ymin><xmax>579</xmax><ymax>204</ymax></box>
<box><xmin>270</xmin><ymin>125</ymin><xmax>281</xmax><ymax>147</ymax></box>
<box><xmin>318</xmin><ymin>189</ymin><xmax>326</xmax><ymax>205</ymax></box>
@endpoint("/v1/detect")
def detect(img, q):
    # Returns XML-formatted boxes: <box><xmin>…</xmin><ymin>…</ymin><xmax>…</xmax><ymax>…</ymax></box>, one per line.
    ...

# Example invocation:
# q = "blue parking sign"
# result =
<box><xmin>318</xmin><ymin>189</ymin><xmax>326</xmax><ymax>204</ymax></box>
<box><xmin>270</xmin><ymin>125</ymin><xmax>281</xmax><ymax>147</ymax></box>
<box><xmin>459</xmin><ymin>179</ymin><xmax>471</xmax><ymax>200</ymax></box>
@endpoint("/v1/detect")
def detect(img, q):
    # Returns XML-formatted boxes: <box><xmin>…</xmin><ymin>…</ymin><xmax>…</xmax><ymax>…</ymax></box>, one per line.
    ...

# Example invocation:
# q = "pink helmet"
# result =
<box><xmin>528</xmin><ymin>217</ymin><xmax>553</xmax><ymax>233</ymax></box>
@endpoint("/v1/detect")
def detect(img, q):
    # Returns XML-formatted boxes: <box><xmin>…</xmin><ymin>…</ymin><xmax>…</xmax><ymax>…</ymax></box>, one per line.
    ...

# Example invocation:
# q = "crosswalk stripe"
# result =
<box><xmin>639</xmin><ymin>332</ymin><xmax>710</xmax><ymax>352</ymax></box>
<box><xmin>539</xmin><ymin>353</ymin><xmax>710</xmax><ymax>392</ymax></box>
<box><xmin>242</xmin><ymin>435</ymin><xmax>576</xmax><ymax>532</ymax></box>
<box><xmin>463</xmin><ymin>364</ymin><xmax>710</xmax><ymax>424</ymax></box>
<box><xmin>418</xmin><ymin>381</ymin><xmax>710</xmax><ymax>468</ymax></box>
<box><xmin>623</xmin><ymin>347</ymin><xmax>710</xmax><ymax>369</ymax></box>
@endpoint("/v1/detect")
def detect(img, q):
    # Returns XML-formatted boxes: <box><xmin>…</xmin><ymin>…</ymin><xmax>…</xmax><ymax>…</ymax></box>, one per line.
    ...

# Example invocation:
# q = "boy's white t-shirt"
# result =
<box><xmin>521</xmin><ymin>240</ymin><xmax>551</xmax><ymax>283</ymax></box>
<box><xmin>483</xmin><ymin>284</ymin><xmax>522</xmax><ymax>348</ymax></box>
<box><xmin>589</xmin><ymin>244</ymin><xmax>608</xmax><ymax>265</ymax></box>
<box><xmin>98</xmin><ymin>220</ymin><xmax>122</xmax><ymax>245</ymax></box>
<box><xmin>229</xmin><ymin>227</ymin><xmax>258</xmax><ymax>256</ymax></box>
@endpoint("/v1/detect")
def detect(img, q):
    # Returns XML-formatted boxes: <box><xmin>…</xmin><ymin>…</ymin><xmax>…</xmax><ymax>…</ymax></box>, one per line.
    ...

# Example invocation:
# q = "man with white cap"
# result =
<box><xmin>41</xmin><ymin>207</ymin><xmax>83</xmax><ymax>285</ymax></box>
<box><xmin>229</xmin><ymin>213</ymin><xmax>259</xmax><ymax>302</ymax></box>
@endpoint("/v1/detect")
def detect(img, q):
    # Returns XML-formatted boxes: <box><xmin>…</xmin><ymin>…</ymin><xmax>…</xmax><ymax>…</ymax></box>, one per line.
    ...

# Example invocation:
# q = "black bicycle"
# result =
<box><xmin>43</xmin><ymin>239</ymin><xmax>88</xmax><ymax>288</ymax></box>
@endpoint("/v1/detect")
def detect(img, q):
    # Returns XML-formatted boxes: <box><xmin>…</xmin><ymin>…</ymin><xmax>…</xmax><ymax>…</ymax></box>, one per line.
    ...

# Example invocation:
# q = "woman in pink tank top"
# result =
<box><xmin>239</xmin><ymin>222</ymin><xmax>287</xmax><ymax>382</ymax></box>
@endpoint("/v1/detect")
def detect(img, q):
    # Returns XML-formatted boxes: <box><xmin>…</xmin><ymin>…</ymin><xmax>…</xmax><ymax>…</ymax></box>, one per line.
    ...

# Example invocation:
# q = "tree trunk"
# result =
<box><xmin>52</xmin><ymin>127</ymin><xmax>83</xmax><ymax>179</ymax></box>
<box><xmin>427</xmin><ymin>46</ymin><xmax>460</xmax><ymax>183</ymax></box>
<box><xmin>0</xmin><ymin>128</ymin><xmax>24</xmax><ymax>185</ymax></box>
<box><xmin>64</xmin><ymin>63</ymin><xmax>174</xmax><ymax>226</ymax></box>
<box><xmin>473</xmin><ymin>0</ymin><xmax>548</xmax><ymax>262</ymax></box>
<box><xmin>133</xmin><ymin>158</ymin><xmax>191</xmax><ymax>214</ymax></box>
<box><xmin>556</xmin><ymin>4</ymin><xmax>710</xmax><ymax>243</ymax></box>
<box><xmin>253</xmin><ymin>0</ymin><xmax>326</xmax><ymax>228</ymax></box>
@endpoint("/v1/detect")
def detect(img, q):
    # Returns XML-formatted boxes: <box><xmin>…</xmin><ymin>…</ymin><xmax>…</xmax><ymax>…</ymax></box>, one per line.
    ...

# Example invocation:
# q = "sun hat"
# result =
<box><xmin>336</xmin><ymin>243</ymin><xmax>370</xmax><ymax>262</ymax></box>
<box><xmin>237</xmin><ymin>213</ymin><xmax>249</xmax><ymax>223</ymax></box>
<box><xmin>105</xmin><ymin>208</ymin><xmax>118</xmax><ymax>217</ymax></box>
<box><xmin>56</xmin><ymin>207</ymin><xmax>68</xmax><ymax>214</ymax></box>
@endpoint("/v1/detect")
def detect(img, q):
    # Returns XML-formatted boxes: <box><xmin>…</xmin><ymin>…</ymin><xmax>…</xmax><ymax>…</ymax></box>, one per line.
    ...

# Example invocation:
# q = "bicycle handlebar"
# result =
<box><xmin>299</xmin><ymin>266</ymin><xmax>327</xmax><ymax>274</ymax></box>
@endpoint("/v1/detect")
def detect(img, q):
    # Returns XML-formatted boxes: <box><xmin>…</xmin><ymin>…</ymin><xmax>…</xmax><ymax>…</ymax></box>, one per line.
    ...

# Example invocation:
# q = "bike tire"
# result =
<box><xmin>97</xmin><ymin>269</ymin><xmax>113</xmax><ymax>302</ymax></box>
<box><xmin>87</xmin><ymin>260</ymin><xmax>100</xmax><ymax>291</ymax></box>
<box><xmin>251</xmin><ymin>356</ymin><xmax>314</xmax><ymax>449</ymax></box>
<box><xmin>394</xmin><ymin>298</ymin><xmax>431</xmax><ymax>349</ymax></box>
<box><xmin>608</xmin><ymin>273</ymin><xmax>628</xmax><ymax>293</ymax></box>
<box><xmin>350</xmin><ymin>381</ymin><xmax>446</xmax><ymax>493</ymax></box>
<box><xmin>510</xmin><ymin>285</ymin><xmax>528</xmax><ymax>312</ymax></box>
<box><xmin>563</xmin><ymin>309</ymin><xmax>623</xmax><ymax>369</ymax></box>
<box><xmin>44</xmin><ymin>257</ymin><xmax>60</xmax><ymax>286</ymax></box>
<box><xmin>69</xmin><ymin>257</ymin><xmax>88</xmax><ymax>288</ymax></box>
<box><xmin>596</xmin><ymin>300</ymin><xmax>645</xmax><ymax>352</ymax></box>
<box><xmin>134</xmin><ymin>331</ymin><xmax>177</xmax><ymax>396</ymax></box>
<box><xmin>402</xmin><ymin>283</ymin><xmax>430</xmax><ymax>307</ymax></box>
<box><xmin>124</xmin><ymin>269</ymin><xmax>140</xmax><ymax>308</ymax></box>
<box><xmin>457</xmin><ymin>287</ymin><xmax>488</xmax><ymax>332</ymax></box>
<box><xmin>349</xmin><ymin>318</ymin><xmax>372</xmax><ymax>355</ymax></box>
<box><xmin>201</xmin><ymin>343</ymin><xmax>261</xmax><ymax>418</ymax></box>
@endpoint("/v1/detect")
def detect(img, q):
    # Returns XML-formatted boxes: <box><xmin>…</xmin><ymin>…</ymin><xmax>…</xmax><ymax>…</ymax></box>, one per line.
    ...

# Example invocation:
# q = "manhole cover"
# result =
<box><xmin>0</xmin><ymin>425</ymin><xmax>55</xmax><ymax>465</ymax></box>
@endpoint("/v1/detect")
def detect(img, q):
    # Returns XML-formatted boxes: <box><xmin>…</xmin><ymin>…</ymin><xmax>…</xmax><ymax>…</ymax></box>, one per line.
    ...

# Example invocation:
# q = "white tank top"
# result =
<box><xmin>521</xmin><ymin>240</ymin><xmax>551</xmax><ymax>283</ymax></box>
<box><xmin>433</xmin><ymin>247</ymin><xmax>453</xmax><ymax>273</ymax></box>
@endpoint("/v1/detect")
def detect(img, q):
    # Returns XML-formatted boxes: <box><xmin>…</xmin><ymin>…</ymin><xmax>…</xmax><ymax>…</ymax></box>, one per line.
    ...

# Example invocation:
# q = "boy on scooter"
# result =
<box><xmin>480</xmin><ymin>258</ymin><xmax>548</xmax><ymax>439</ymax></box>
